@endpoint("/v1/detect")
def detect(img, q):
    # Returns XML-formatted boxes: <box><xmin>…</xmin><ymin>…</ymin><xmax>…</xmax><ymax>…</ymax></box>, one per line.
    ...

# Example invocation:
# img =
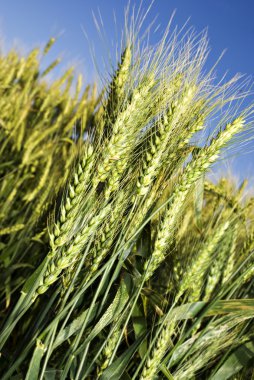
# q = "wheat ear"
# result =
<box><xmin>62</xmin><ymin>193</ymin><xmax>127</xmax><ymax>291</ymax></box>
<box><xmin>177</xmin><ymin>219</ymin><xmax>230</xmax><ymax>302</ymax></box>
<box><xmin>36</xmin><ymin>204</ymin><xmax>110</xmax><ymax>295</ymax></box>
<box><xmin>89</xmin><ymin>197</ymin><xmax>126</xmax><ymax>275</ymax></box>
<box><xmin>50</xmin><ymin>144</ymin><xmax>94</xmax><ymax>250</ymax></box>
<box><xmin>94</xmin><ymin>77</ymin><xmax>155</xmax><ymax>191</ymax></box>
<box><xmin>140</xmin><ymin>320</ymin><xmax>175</xmax><ymax>380</ymax></box>
<box><xmin>144</xmin><ymin>117</ymin><xmax>244</xmax><ymax>280</ymax></box>
<box><xmin>204</xmin><ymin>223</ymin><xmax>236</xmax><ymax>301</ymax></box>
<box><xmin>239</xmin><ymin>232</ymin><xmax>254</xmax><ymax>284</ymax></box>
<box><xmin>97</xmin><ymin>326</ymin><xmax>122</xmax><ymax>377</ymax></box>
<box><xmin>136</xmin><ymin>84</ymin><xmax>196</xmax><ymax>196</ymax></box>
<box><xmin>104</xmin><ymin>45</ymin><xmax>132</xmax><ymax>126</ymax></box>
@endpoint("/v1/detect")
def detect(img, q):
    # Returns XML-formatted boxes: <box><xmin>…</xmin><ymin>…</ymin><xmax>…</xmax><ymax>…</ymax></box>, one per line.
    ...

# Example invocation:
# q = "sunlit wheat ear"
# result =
<box><xmin>36</xmin><ymin>204</ymin><xmax>111</xmax><ymax>295</ymax></box>
<box><xmin>204</xmin><ymin>222</ymin><xmax>237</xmax><ymax>301</ymax></box>
<box><xmin>238</xmin><ymin>231</ymin><xmax>254</xmax><ymax>284</ymax></box>
<box><xmin>49</xmin><ymin>143</ymin><xmax>94</xmax><ymax>251</ymax></box>
<box><xmin>143</xmin><ymin>117</ymin><xmax>245</xmax><ymax>281</ymax></box>
<box><xmin>23</xmin><ymin>155</ymin><xmax>53</xmax><ymax>203</ymax></box>
<box><xmin>43</xmin><ymin>37</ymin><xmax>56</xmax><ymax>55</ymax></box>
<box><xmin>140</xmin><ymin>319</ymin><xmax>175</xmax><ymax>380</ymax></box>
<box><xmin>62</xmin><ymin>192</ymin><xmax>127</xmax><ymax>292</ymax></box>
<box><xmin>181</xmin><ymin>219</ymin><xmax>231</xmax><ymax>303</ymax></box>
<box><xmin>93</xmin><ymin>43</ymin><xmax>132</xmax><ymax>143</ymax></box>
<box><xmin>89</xmin><ymin>194</ymin><xmax>127</xmax><ymax>275</ymax></box>
<box><xmin>126</xmin><ymin>175</ymin><xmax>169</xmax><ymax>247</ymax></box>
<box><xmin>168</xmin><ymin>98</ymin><xmax>206</xmax><ymax>157</ymax></box>
<box><xmin>221</xmin><ymin>222</ymin><xmax>238</xmax><ymax>284</ymax></box>
<box><xmin>0</xmin><ymin>223</ymin><xmax>25</xmax><ymax>236</ymax></box>
<box><xmin>136</xmin><ymin>82</ymin><xmax>196</xmax><ymax>196</ymax></box>
<box><xmin>242</xmin><ymin>258</ymin><xmax>254</xmax><ymax>285</ymax></box>
<box><xmin>104</xmin><ymin>45</ymin><xmax>132</xmax><ymax>125</ymax></box>
<box><xmin>95</xmin><ymin>76</ymin><xmax>156</xmax><ymax>194</ymax></box>
<box><xmin>204</xmin><ymin>178</ymin><xmax>247</xmax><ymax>212</ymax></box>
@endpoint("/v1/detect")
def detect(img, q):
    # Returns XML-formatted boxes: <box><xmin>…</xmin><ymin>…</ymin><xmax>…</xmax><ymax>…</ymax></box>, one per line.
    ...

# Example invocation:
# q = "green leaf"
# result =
<box><xmin>210</xmin><ymin>340</ymin><xmax>254</xmax><ymax>380</ymax></box>
<box><xmin>21</xmin><ymin>257</ymin><xmax>49</xmax><ymax>297</ymax></box>
<box><xmin>53</xmin><ymin>302</ymin><xmax>100</xmax><ymax>349</ymax></box>
<box><xmin>85</xmin><ymin>277</ymin><xmax>129</xmax><ymax>343</ymax></box>
<box><xmin>170</xmin><ymin>299</ymin><xmax>254</xmax><ymax>321</ymax></box>
<box><xmin>0</xmin><ymin>257</ymin><xmax>50</xmax><ymax>350</ymax></box>
<box><xmin>25</xmin><ymin>339</ymin><xmax>46</xmax><ymax>380</ymax></box>
<box><xmin>54</xmin><ymin>277</ymin><xmax>129</xmax><ymax>349</ymax></box>
<box><xmin>160</xmin><ymin>364</ymin><xmax>175</xmax><ymax>380</ymax></box>
<box><xmin>2</xmin><ymin>292</ymin><xmax>58</xmax><ymax>380</ymax></box>
<box><xmin>44</xmin><ymin>368</ymin><xmax>59</xmax><ymax>380</ymax></box>
<box><xmin>206</xmin><ymin>299</ymin><xmax>254</xmax><ymax>317</ymax></box>
<box><xmin>120</xmin><ymin>372</ymin><xmax>132</xmax><ymax>380</ymax></box>
<box><xmin>132</xmin><ymin>298</ymin><xmax>147</xmax><ymax>358</ymax></box>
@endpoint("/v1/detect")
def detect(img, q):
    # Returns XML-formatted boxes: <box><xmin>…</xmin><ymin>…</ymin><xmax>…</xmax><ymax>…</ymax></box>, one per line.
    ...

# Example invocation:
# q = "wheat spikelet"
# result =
<box><xmin>172</xmin><ymin>320</ymin><xmax>244</xmax><ymax>380</ymax></box>
<box><xmin>23</xmin><ymin>155</ymin><xmax>53</xmax><ymax>203</ymax></box>
<box><xmin>126</xmin><ymin>175</ymin><xmax>169</xmax><ymax>250</ymax></box>
<box><xmin>242</xmin><ymin>261</ymin><xmax>254</xmax><ymax>284</ymax></box>
<box><xmin>62</xmin><ymin>192</ymin><xmax>127</xmax><ymax>291</ymax></box>
<box><xmin>89</xmin><ymin>196</ymin><xmax>126</xmax><ymax>275</ymax></box>
<box><xmin>168</xmin><ymin>99</ymin><xmax>206</xmax><ymax>161</ymax></box>
<box><xmin>43</xmin><ymin>37</ymin><xmax>56</xmax><ymax>55</ymax></box>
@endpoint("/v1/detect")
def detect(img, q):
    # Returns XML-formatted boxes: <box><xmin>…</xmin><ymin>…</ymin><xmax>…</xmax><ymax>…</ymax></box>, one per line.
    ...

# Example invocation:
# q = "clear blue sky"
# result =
<box><xmin>0</xmin><ymin>0</ymin><xmax>253</xmax><ymax>182</ymax></box>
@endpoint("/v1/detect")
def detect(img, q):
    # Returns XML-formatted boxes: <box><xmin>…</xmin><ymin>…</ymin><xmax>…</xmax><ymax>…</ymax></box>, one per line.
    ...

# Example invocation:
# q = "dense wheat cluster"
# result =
<box><xmin>0</xmin><ymin>13</ymin><xmax>254</xmax><ymax>380</ymax></box>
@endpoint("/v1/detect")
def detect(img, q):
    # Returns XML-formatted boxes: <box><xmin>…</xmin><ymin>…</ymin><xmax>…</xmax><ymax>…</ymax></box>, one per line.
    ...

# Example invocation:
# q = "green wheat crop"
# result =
<box><xmin>0</xmin><ymin>7</ymin><xmax>254</xmax><ymax>380</ymax></box>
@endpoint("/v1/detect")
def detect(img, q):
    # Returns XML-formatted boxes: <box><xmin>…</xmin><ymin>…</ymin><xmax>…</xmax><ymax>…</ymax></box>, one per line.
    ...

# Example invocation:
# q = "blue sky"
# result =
<box><xmin>0</xmin><ymin>0</ymin><xmax>253</xmax><ymax>183</ymax></box>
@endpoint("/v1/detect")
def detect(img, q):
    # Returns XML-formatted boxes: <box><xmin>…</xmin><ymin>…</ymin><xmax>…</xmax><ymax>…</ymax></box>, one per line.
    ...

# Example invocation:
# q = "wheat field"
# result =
<box><xmin>0</xmin><ymin>10</ymin><xmax>254</xmax><ymax>380</ymax></box>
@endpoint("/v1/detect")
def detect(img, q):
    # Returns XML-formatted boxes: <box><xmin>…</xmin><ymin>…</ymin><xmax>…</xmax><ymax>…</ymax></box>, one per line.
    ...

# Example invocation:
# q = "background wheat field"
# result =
<box><xmin>0</xmin><ymin>4</ymin><xmax>254</xmax><ymax>380</ymax></box>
